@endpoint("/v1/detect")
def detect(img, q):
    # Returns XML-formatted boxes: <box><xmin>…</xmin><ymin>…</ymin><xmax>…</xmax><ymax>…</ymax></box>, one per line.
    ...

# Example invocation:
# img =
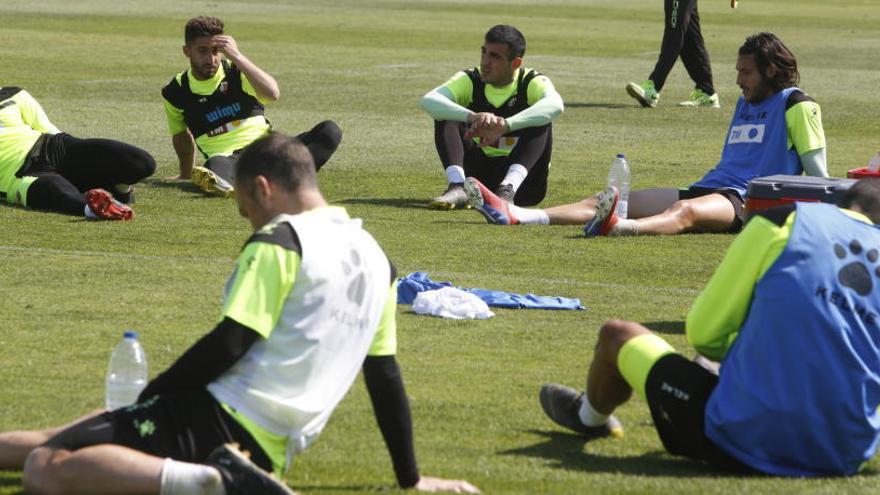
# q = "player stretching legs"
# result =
<box><xmin>466</xmin><ymin>33</ymin><xmax>828</xmax><ymax>238</ymax></box>
<box><xmin>1</xmin><ymin>87</ymin><xmax>155</xmax><ymax>220</ymax></box>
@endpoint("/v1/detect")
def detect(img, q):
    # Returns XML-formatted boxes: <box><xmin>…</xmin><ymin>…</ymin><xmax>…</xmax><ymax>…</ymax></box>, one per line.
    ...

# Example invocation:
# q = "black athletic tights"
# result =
<box><xmin>649</xmin><ymin>0</ymin><xmax>715</xmax><ymax>94</ymax></box>
<box><xmin>205</xmin><ymin>120</ymin><xmax>343</xmax><ymax>182</ymax></box>
<box><xmin>433</xmin><ymin>120</ymin><xmax>551</xmax><ymax>206</ymax></box>
<box><xmin>25</xmin><ymin>134</ymin><xmax>156</xmax><ymax>215</ymax></box>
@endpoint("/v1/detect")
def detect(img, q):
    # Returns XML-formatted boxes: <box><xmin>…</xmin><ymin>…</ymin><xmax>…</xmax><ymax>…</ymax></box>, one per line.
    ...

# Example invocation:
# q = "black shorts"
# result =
<box><xmin>463</xmin><ymin>127</ymin><xmax>551</xmax><ymax>207</ymax></box>
<box><xmin>644</xmin><ymin>354</ymin><xmax>749</xmax><ymax>472</ymax></box>
<box><xmin>679</xmin><ymin>186</ymin><xmax>746</xmax><ymax>233</ymax></box>
<box><xmin>16</xmin><ymin>133</ymin><xmax>69</xmax><ymax>177</ymax></box>
<box><xmin>44</xmin><ymin>389</ymin><xmax>271</xmax><ymax>471</ymax></box>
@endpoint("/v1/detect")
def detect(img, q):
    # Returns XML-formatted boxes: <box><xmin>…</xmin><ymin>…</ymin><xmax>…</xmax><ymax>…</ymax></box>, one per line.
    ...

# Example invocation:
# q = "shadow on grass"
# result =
<box><xmin>338</xmin><ymin>197</ymin><xmax>428</xmax><ymax>210</ymax></box>
<box><xmin>501</xmin><ymin>430</ymin><xmax>753</xmax><ymax>478</ymax></box>
<box><xmin>0</xmin><ymin>204</ymin><xmax>97</xmax><ymax>224</ymax></box>
<box><xmin>143</xmin><ymin>177</ymin><xmax>204</xmax><ymax>195</ymax></box>
<box><xmin>292</xmin><ymin>484</ymin><xmax>386</xmax><ymax>493</ymax></box>
<box><xmin>565</xmin><ymin>102</ymin><xmax>634</xmax><ymax>109</ymax></box>
<box><xmin>643</xmin><ymin>320</ymin><xmax>685</xmax><ymax>334</ymax></box>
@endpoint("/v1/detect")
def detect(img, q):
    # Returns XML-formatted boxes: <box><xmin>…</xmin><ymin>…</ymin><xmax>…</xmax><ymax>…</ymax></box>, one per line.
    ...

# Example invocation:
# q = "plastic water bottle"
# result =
<box><xmin>105</xmin><ymin>330</ymin><xmax>148</xmax><ymax>410</ymax></box>
<box><xmin>608</xmin><ymin>153</ymin><xmax>631</xmax><ymax>219</ymax></box>
<box><xmin>868</xmin><ymin>151</ymin><xmax>880</xmax><ymax>172</ymax></box>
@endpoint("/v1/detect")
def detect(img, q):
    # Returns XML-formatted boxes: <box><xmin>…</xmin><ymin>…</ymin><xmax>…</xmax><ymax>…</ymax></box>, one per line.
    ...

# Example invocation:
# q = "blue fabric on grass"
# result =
<box><xmin>397</xmin><ymin>272</ymin><xmax>585</xmax><ymax>310</ymax></box>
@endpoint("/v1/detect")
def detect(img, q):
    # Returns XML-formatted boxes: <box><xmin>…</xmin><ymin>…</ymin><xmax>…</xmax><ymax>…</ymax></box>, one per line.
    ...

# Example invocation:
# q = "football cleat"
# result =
<box><xmin>85</xmin><ymin>188</ymin><xmax>133</xmax><ymax>221</ymax></box>
<box><xmin>626</xmin><ymin>80</ymin><xmax>660</xmax><ymax>108</ymax></box>
<box><xmin>495</xmin><ymin>183</ymin><xmax>515</xmax><ymax>203</ymax></box>
<box><xmin>679</xmin><ymin>89</ymin><xmax>720</xmax><ymax>108</ymax></box>
<box><xmin>207</xmin><ymin>443</ymin><xmax>295</xmax><ymax>495</ymax></box>
<box><xmin>539</xmin><ymin>384</ymin><xmax>624</xmax><ymax>439</ymax></box>
<box><xmin>429</xmin><ymin>182</ymin><xmax>470</xmax><ymax>210</ymax></box>
<box><xmin>583</xmin><ymin>186</ymin><xmax>620</xmax><ymax>237</ymax></box>
<box><xmin>192</xmin><ymin>166</ymin><xmax>235</xmax><ymax>198</ymax></box>
<box><xmin>463</xmin><ymin>177</ymin><xmax>519</xmax><ymax>225</ymax></box>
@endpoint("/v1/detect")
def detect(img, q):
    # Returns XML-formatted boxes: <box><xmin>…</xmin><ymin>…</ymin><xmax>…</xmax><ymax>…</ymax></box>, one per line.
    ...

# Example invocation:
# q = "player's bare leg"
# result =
<box><xmin>628</xmin><ymin>193</ymin><xmax>735</xmax><ymax>235</ymax></box>
<box><xmin>543</xmin><ymin>196</ymin><xmax>600</xmax><ymax>225</ymax></box>
<box><xmin>0</xmin><ymin>410</ymin><xmax>104</xmax><ymax>469</ymax></box>
<box><xmin>23</xmin><ymin>444</ymin><xmax>163</xmax><ymax>495</ymax></box>
<box><xmin>626</xmin><ymin>189</ymin><xmax>680</xmax><ymax>218</ymax></box>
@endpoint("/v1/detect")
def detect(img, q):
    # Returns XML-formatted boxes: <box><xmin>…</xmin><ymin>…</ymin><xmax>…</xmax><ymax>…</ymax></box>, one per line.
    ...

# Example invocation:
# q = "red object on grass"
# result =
<box><xmin>847</xmin><ymin>167</ymin><xmax>880</xmax><ymax>179</ymax></box>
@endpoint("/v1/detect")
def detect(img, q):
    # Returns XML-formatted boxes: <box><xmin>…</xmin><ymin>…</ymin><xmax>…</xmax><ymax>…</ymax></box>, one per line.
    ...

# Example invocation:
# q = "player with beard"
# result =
<box><xmin>163</xmin><ymin>16</ymin><xmax>341</xmax><ymax>198</ymax></box>
<box><xmin>463</xmin><ymin>33</ymin><xmax>829</xmax><ymax>238</ymax></box>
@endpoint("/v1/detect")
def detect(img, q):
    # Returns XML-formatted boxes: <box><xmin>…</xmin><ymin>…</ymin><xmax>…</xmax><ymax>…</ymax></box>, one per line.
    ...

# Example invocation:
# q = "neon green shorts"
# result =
<box><xmin>2</xmin><ymin>175</ymin><xmax>38</xmax><ymax>207</ymax></box>
<box><xmin>617</xmin><ymin>333</ymin><xmax>676</xmax><ymax>399</ymax></box>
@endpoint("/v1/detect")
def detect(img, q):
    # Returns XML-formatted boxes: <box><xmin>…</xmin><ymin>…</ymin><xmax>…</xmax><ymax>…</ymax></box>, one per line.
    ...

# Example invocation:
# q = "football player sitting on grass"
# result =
<box><xmin>464</xmin><ymin>33</ymin><xmax>828</xmax><ymax>238</ymax></box>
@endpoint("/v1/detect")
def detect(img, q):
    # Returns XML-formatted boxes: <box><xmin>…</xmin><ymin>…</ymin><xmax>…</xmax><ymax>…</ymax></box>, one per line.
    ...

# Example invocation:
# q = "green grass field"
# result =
<box><xmin>1</xmin><ymin>0</ymin><xmax>879</xmax><ymax>493</ymax></box>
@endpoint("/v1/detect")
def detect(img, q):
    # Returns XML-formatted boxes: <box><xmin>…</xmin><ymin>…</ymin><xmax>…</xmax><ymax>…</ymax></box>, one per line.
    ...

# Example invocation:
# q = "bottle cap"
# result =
<box><xmin>616</xmin><ymin>153</ymin><xmax>625</xmax><ymax>159</ymax></box>
<box><xmin>123</xmin><ymin>330</ymin><xmax>139</xmax><ymax>339</ymax></box>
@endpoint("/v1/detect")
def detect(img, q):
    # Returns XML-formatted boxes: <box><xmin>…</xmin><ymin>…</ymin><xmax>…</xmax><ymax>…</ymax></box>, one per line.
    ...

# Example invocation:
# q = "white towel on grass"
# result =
<box><xmin>412</xmin><ymin>287</ymin><xmax>495</xmax><ymax>320</ymax></box>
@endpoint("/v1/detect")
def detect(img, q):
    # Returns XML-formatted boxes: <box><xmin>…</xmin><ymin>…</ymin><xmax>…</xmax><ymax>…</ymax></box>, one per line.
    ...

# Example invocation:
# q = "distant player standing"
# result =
<box><xmin>163</xmin><ymin>16</ymin><xmax>341</xmax><ymax>197</ymax></box>
<box><xmin>0</xmin><ymin>87</ymin><xmax>155</xmax><ymax>219</ymax></box>
<box><xmin>625</xmin><ymin>0</ymin><xmax>739</xmax><ymax>108</ymax></box>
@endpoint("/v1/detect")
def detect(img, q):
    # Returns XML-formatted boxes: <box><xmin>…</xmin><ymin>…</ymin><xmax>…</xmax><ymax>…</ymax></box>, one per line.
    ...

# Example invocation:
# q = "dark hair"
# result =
<box><xmin>739</xmin><ymin>32</ymin><xmax>800</xmax><ymax>92</ymax></box>
<box><xmin>838</xmin><ymin>179</ymin><xmax>880</xmax><ymax>224</ymax></box>
<box><xmin>185</xmin><ymin>16</ymin><xmax>224</xmax><ymax>44</ymax></box>
<box><xmin>484</xmin><ymin>24</ymin><xmax>526</xmax><ymax>60</ymax></box>
<box><xmin>235</xmin><ymin>133</ymin><xmax>317</xmax><ymax>193</ymax></box>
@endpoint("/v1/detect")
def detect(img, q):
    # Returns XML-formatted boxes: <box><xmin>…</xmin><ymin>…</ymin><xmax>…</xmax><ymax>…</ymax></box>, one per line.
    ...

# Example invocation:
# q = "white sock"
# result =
<box><xmin>500</xmin><ymin>163</ymin><xmax>528</xmax><ymax>192</ymax></box>
<box><xmin>159</xmin><ymin>458</ymin><xmax>225</xmax><ymax>495</ymax></box>
<box><xmin>508</xmin><ymin>204</ymin><xmax>550</xmax><ymax>225</ymax></box>
<box><xmin>445</xmin><ymin>165</ymin><xmax>466</xmax><ymax>184</ymax></box>
<box><xmin>609</xmin><ymin>219</ymin><xmax>639</xmax><ymax>237</ymax></box>
<box><xmin>84</xmin><ymin>204</ymin><xmax>98</xmax><ymax>219</ymax></box>
<box><xmin>578</xmin><ymin>394</ymin><xmax>609</xmax><ymax>427</ymax></box>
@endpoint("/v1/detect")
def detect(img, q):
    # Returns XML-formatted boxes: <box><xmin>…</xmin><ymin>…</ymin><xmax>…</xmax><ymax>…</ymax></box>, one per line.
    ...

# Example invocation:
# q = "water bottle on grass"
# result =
<box><xmin>105</xmin><ymin>330</ymin><xmax>148</xmax><ymax>410</ymax></box>
<box><xmin>608</xmin><ymin>154</ymin><xmax>631</xmax><ymax>219</ymax></box>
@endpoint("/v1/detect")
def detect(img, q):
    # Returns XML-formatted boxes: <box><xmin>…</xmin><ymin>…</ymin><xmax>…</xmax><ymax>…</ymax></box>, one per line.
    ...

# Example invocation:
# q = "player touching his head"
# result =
<box><xmin>465</xmin><ymin>33</ymin><xmax>828</xmax><ymax>238</ymax></box>
<box><xmin>163</xmin><ymin>16</ymin><xmax>341</xmax><ymax>198</ymax></box>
